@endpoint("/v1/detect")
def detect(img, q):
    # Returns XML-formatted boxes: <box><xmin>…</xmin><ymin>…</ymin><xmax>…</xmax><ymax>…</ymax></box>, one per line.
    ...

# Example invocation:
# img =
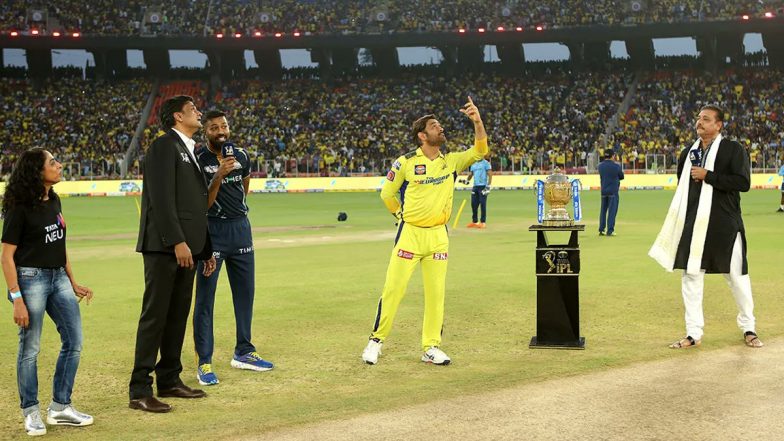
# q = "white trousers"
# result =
<box><xmin>681</xmin><ymin>233</ymin><xmax>755</xmax><ymax>340</ymax></box>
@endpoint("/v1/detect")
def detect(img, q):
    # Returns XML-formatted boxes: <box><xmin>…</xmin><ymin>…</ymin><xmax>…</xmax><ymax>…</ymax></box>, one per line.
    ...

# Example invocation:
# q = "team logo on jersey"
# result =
<box><xmin>180</xmin><ymin>153</ymin><xmax>191</xmax><ymax>163</ymax></box>
<box><xmin>397</xmin><ymin>249</ymin><xmax>414</xmax><ymax>259</ymax></box>
<box><xmin>387</xmin><ymin>170</ymin><xmax>396</xmax><ymax>181</ymax></box>
<box><xmin>392</xmin><ymin>160</ymin><xmax>402</xmax><ymax>170</ymax></box>
<box><xmin>414</xmin><ymin>164</ymin><xmax>426</xmax><ymax>175</ymax></box>
<box><xmin>433</xmin><ymin>252</ymin><xmax>448</xmax><ymax>260</ymax></box>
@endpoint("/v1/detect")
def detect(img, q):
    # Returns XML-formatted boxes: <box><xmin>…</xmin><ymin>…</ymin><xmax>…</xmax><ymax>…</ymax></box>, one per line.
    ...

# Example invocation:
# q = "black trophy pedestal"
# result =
<box><xmin>528</xmin><ymin>224</ymin><xmax>585</xmax><ymax>349</ymax></box>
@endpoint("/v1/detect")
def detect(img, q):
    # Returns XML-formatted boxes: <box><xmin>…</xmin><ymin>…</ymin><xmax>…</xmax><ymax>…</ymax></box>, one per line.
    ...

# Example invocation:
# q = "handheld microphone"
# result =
<box><xmin>221</xmin><ymin>142</ymin><xmax>235</xmax><ymax>158</ymax></box>
<box><xmin>688</xmin><ymin>148</ymin><xmax>703</xmax><ymax>167</ymax></box>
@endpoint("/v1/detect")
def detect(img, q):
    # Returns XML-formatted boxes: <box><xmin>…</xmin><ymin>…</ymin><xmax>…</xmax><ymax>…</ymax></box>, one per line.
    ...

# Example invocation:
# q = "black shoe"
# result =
<box><xmin>599</xmin><ymin>231</ymin><xmax>605</xmax><ymax>236</ymax></box>
<box><xmin>777</xmin><ymin>207</ymin><xmax>784</xmax><ymax>212</ymax></box>
<box><xmin>129</xmin><ymin>396</ymin><xmax>172</xmax><ymax>413</ymax></box>
<box><xmin>158</xmin><ymin>383</ymin><xmax>207</xmax><ymax>399</ymax></box>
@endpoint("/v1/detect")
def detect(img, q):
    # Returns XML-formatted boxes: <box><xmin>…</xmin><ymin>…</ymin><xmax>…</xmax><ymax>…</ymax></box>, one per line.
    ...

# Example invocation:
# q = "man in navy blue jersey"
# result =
<box><xmin>193</xmin><ymin>110</ymin><xmax>273</xmax><ymax>385</ymax></box>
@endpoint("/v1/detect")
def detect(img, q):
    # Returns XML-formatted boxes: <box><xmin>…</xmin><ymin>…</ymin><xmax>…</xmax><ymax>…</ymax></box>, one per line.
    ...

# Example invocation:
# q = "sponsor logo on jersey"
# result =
<box><xmin>433</xmin><ymin>252</ymin><xmax>448</xmax><ymax>260</ymax></box>
<box><xmin>387</xmin><ymin>170</ymin><xmax>396</xmax><ymax>181</ymax></box>
<box><xmin>397</xmin><ymin>249</ymin><xmax>414</xmax><ymax>259</ymax></box>
<box><xmin>414</xmin><ymin>164</ymin><xmax>426</xmax><ymax>175</ymax></box>
<box><xmin>414</xmin><ymin>174</ymin><xmax>450</xmax><ymax>185</ymax></box>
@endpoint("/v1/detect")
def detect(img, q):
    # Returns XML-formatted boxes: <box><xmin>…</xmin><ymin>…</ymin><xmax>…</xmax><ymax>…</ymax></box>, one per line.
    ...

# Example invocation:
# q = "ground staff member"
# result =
<box><xmin>193</xmin><ymin>110</ymin><xmax>273</xmax><ymax>386</ymax></box>
<box><xmin>2</xmin><ymin>148</ymin><xmax>94</xmax><ymax>436</ymax></box>
<box><xmin>361</xmin><ymin>97</ymin><xmax>488</xmax><ymax>366</ymax></box>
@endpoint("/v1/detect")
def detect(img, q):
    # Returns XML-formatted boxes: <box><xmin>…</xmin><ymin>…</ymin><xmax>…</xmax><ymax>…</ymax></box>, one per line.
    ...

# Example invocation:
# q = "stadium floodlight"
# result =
<box><xmin>516</xmin><ymin>27</ymin><xmax>523</xmax><ymax>32</ymax></box>
<box><xmin>478</xmin><ymin>27</ymin><xmax>486</xmax><ymax>33</ymax></box>
<box><xmin>741</xmin><ymin>14</ymin><xmax>750</xmax><ymax>20</ymax></box>
<box><xmin>234</xmin><ymin>32</ymin><xmax>242</xmax><ymax>38</ymax></box>
<box><xmin>72</xmin><ymin>32</ymin><xmax>80</xmax><ymax>37</ymax></box>
<box><xmin>496</xmin><ymin>26</ymin><xmax>504</xmax><ymax>32</ymax></box>
<box><xmin>293</xmin><ymin>31</ymin><xmax>301</xmax><ymax>37</ymax></box>
<box><xmin>274</xmin><ymin>32</ymin><xmax>283</xmax><ymax>37</ymax></box>
<box><xmin>10</xmin><ymin>31</ymin><xmax>18</xmax><ymax>37</ymax></box>
<box><xmin>764</xmin><ymin>12</ymin><xmax>774</xmax><ymax>18</ymax></box>
<box><xmin>31</xmin><ymin>29</ymin><xmax>39</xmax><ymax>35</ymax></box>
<box><xmin>536</xmin><ymin>25</ymin><xmax>544</xmax><ymax>31</ymax></box>
<box><xmin>254</xmin><ymin>31</ymin><xmax>262</xmax><ymax>37</ymax></box>
<box><xmin>216</xmin><ymin>33</ymin><xmax>224</xmax><ymax>38</ymax></box>
<box><xmin>52</xmin><ymin>31</ymin><xmax>61</xmax><ymax>37</ymax></box>
<box><xmin>458</xmin><ymin>28</ymin><xmax>466</xmax><ymax>33</ymax></box>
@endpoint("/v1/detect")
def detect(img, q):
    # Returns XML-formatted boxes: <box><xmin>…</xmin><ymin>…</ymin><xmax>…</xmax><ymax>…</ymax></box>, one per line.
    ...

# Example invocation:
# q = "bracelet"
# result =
<box><xmin>9</xmin><ymin>290</ymin><xmax>22</xmax><ymax>300</ymax></box>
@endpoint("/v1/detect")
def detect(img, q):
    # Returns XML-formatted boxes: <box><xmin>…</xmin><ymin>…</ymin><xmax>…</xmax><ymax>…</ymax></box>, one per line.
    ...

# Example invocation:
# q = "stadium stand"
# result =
<box><xmin>613</xmin><ymin>67</ymin><xmax>784</xmax><ymax>171</ymax></box>
<box><xmin>2</xmin><ymin>1</ymin><xmax>784</xmax><ymax>36</ymax></box>
<box><xmin>0</xmin><ymin>76</ymin><xmax>149</xmax><ymax>178</ymax></box>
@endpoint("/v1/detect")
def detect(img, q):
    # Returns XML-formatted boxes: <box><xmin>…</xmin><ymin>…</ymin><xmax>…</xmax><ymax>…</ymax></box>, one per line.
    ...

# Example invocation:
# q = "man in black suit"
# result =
<box><xmin>129</xmin><ymin>95</ymin><xmax>217</xmax><ymax>412</ymax></box>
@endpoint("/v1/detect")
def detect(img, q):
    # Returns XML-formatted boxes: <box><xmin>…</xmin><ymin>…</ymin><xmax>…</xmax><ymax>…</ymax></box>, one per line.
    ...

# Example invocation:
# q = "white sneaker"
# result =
<box><xmin>46</xmin><ymin>405</ymin><xmax>94</xmax><ymax>427</ymax></box>
<box><xmin>362</xmin><ymin>338</ymin><xmax>383</xmax><ymax>365</ymax></box>
<box><xmin>422</xmin><ymin>346</ymin><xmax>451</xmax><ymax>365</ymax></box>
<box><xmin>24</xmin><ymin>410</ymin><xmax>46</xmax><ymax>436</ymax></box>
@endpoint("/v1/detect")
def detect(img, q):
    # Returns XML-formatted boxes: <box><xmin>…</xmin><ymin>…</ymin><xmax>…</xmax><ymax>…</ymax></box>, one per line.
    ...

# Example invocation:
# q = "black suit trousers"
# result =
<box><xmin>129</xmin><ymin>252</ymin><xmax>196</xmax><ymax>399</ymax></box>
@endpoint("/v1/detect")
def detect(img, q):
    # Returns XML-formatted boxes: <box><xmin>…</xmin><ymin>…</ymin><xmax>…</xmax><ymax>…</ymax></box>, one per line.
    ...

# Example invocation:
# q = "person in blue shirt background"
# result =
<box><xmin>598</xmin><ymin>149</ymin><xmax>624</xmax><ymax>236</ymax></box>
<box><xmin>777</xmin><ymin>164</ymin><xmax>784</xmax><ymax>212</ymax></box>
<box><xmin>461</xmin><ymin>155</ymin><xmax>492</xmax><ymax>229</ymax></box>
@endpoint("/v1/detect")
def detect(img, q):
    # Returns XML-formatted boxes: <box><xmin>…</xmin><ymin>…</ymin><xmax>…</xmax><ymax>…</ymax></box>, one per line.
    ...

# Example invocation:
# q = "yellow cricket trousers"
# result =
<box><xmin>370</xmin><ymin>222</ymin><xmax>449</xmax><ymax>350</ymax></box>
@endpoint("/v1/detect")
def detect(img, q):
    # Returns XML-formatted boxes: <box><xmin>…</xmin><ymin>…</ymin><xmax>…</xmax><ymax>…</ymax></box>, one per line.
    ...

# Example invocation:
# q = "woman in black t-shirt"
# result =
<box><xmin>1</xmin><ymin>148</ymin><xmax>95</xmax><ymax>436</ymax></box>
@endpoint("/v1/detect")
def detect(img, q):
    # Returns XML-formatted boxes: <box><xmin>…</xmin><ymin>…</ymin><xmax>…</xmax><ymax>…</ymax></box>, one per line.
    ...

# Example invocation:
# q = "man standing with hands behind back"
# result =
<box><xmin>598</xmin><ymin>149</ymin><xmax>624</xmax><ymax>236</ymax></box>
<box><xmin>129</xmin><ymin>95</ymin><xmax>216</xmax><ymax>413</ymax></box>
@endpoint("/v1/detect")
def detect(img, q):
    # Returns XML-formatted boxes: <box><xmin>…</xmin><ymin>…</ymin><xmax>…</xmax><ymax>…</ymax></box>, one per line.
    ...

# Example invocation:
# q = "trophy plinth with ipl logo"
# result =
<box><xmin>529</xmin><ymin>167</ymin><xmax>585</xmax><ymax>349</ymax></box>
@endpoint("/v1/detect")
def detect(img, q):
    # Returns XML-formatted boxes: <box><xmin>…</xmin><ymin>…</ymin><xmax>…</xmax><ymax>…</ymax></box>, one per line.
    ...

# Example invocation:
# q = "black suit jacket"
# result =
<box><xmin>136</xmin><ymin>129</ymin><xmax>211</xmax><ymax>259</ymax></box>
<box><xmin>674</xmin><ymin>138</ymin><xmax>750</xmax><ymax>274</ymax></box>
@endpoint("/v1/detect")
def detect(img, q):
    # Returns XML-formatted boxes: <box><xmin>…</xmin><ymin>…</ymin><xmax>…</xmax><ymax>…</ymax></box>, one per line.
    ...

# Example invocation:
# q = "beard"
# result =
<box><xmin>427</xmin><ymin>133</ymin><xmax>446</xmax><ymax>146</ymax></box>
<box><xmin>208</xmin><ymin>134</ymin><xmax>229</xmax><ymax>148</ymax></box>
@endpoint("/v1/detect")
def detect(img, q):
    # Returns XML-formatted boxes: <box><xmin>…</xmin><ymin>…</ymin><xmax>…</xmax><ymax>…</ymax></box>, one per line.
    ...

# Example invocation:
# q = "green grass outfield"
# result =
<box><xmin>0</xmin><ymin>189</ymin><xmax>782</xmax><ymax>439</ymax></box>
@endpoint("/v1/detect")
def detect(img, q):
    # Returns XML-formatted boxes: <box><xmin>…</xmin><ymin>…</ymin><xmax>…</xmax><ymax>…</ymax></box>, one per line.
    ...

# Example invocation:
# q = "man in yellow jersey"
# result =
<box><xmin>362</xmin><ymin>97</ymin><xmax>488</xmax><ymax>365</ymax></box>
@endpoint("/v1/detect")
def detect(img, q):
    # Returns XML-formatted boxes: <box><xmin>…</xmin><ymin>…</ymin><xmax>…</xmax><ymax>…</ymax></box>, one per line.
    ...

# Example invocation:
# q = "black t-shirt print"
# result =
<box><xmin>1</xmin><ymin>197</ymin><xmax>67</xmax><ymax>268</ymax></box>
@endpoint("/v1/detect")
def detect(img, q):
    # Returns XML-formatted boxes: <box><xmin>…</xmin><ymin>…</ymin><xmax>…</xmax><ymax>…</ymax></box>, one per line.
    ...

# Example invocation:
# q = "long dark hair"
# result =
<box><xmin>2</xmin><ymin>148</ymin><xmax>57</xmax><ymax>216</ymax></box>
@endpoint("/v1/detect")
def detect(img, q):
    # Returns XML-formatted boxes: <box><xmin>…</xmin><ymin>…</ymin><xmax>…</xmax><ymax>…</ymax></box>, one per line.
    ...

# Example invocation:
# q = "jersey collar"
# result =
<box><xmin>416</xmin><ymin>147</ymin><xmax>445</xmax><ymax>160</ymax></box>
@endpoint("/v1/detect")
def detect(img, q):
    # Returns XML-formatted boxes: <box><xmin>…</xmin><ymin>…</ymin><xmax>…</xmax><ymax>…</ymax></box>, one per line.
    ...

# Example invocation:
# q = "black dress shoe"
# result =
<box><xmin>129</xmin><ymin>396</ymin><xmax>172</xmax><ymax>413</ymax></box>
<box><xmin>158</xmin><ymin>384</ymin><xmax>207</xmax><ymax>399</ymax></box>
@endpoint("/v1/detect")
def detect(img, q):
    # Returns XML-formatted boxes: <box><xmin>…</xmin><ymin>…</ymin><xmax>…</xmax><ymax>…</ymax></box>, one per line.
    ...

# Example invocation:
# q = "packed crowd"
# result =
<box><xmin>613</xmin><ymin>67</ymin><xmax>784</xmax><ymax>170</ymax></box>
<box><xmin>0</xmin><ymin>77</ymin><xmax>149</xmax><ymax>178</ymax></box>
<box><xmin>208</xmin><ymin>70</ymin><xmax>629</xmax><ymax>175</ymax></box>
<box><xmin>2</xmin><ymin>1</ymin><xmax>783</xmax><ymax>36</ymax></box>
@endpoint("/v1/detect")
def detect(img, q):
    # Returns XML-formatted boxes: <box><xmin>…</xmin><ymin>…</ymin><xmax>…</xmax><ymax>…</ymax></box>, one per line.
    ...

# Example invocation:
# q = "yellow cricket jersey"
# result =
<box><xmin>381</xmin><ymin>138</ymin><xmax>488</xmax><ymax>227</ymax></box>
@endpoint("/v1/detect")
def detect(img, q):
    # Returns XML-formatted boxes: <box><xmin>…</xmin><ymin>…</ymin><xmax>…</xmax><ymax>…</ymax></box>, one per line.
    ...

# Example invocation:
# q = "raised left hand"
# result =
<box><xmin>459</xmin><ymin>96</ymin><xmax>482</xmax><ymax>124</ymax></box>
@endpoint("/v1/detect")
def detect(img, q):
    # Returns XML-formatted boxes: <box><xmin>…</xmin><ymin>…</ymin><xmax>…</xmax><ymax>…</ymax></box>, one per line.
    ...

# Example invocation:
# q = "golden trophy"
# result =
<box><xmin>542</xmin><ymin>167</ymin><xmax>573</xmax><ymax>227</ymax></box>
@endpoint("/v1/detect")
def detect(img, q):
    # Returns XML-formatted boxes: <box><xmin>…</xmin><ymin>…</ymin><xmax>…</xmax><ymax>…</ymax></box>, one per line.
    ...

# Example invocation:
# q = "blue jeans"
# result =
<box><xmin>599</xmin><ymin>194</ymin><xmax>620</xmax><ymax>234</ymax></box>
<box><xmin>15</xmin><ymin>267</ymin><xmax>82</xmax><ymax>412</ymax></box>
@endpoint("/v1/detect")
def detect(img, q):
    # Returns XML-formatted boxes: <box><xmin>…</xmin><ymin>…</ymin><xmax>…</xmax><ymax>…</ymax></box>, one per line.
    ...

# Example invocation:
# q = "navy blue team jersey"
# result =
<box><xmin>197</xmin><ymin>146</ymin><xmax>251</xmax><ymax>219</ymax></box>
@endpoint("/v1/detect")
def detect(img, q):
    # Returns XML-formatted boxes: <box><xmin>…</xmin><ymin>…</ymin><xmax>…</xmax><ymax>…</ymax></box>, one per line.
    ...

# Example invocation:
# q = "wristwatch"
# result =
<box><xmin>8</xmin><ymin>289</ymin><xmax>22</xmax><ymax>301</ymax></box>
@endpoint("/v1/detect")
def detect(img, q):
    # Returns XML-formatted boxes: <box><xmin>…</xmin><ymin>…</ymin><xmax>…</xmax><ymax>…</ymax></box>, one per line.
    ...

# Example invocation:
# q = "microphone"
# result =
<box><xmin>688</xmin><ymin>148</ymin><xmax>703</xmax><ymax>167</ymax></box>
<box><xmin>221</xmin><ymin>142</ymin><xmax>235</xmax><ymax>158</ymax></box>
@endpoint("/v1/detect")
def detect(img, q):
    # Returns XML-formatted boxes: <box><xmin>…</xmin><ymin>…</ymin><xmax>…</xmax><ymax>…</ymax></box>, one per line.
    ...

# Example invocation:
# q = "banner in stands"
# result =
<box><xmin>0</xmin><ymin>175</ymin><xmax>779</xmax><ymax>196</ymax></box>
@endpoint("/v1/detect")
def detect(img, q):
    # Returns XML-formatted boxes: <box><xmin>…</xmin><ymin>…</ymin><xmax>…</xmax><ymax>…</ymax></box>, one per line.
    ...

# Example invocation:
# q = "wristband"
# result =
<box><xmin>9</xmin><ymin>290</ymin><xmax>22</xmax><ymax>300</ymax></box>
